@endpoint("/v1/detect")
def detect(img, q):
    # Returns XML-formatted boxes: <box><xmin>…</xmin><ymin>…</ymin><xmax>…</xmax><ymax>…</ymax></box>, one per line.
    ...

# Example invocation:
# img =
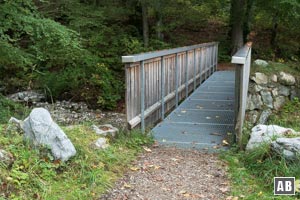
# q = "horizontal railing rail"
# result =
<box><xmin>123</xmin><ymin>42</ymin><xmax>219</xmax><ymax>132</ymax></box>
<box><xmin>232</xmin><ymin>44</ymin><xmax>252</xmax><ymax>148</ymax></box>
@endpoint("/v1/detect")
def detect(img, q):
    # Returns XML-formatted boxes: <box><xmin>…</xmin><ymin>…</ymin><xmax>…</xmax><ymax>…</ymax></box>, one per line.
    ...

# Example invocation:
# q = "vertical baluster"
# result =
<box><xmin>213</xmin><ymin>45</ymin><xmax>216</xmax><ymax>72</ymax></box>
<box><xmin>199</xmin><ymin>48</ymin><xmax>202</xmax><ymax>85</ymax></box>
<box><xmin>209</xmin><ymin>46</ymin><xmax>211</xmax><ymax>76</ymax></box>
<box><xmin>161</xmin><ymin>56</ymin><xmax>165</xmax><ymax>120</ymax></box>
<box><xmin>185</xmin><ymin>51</ymin><xmax>188</xmax><ymax>98</ymax></box>
<box><xmin>140</xmin><ymin>61</ymin><xmax>145</xmax><ymax>133</ymax></box>
<box><xmin>193</xmin><ymin>49</ymin><xmax>196</xmax><ymax>91</ymax></box>
<box><xmin>206</xmin><ymin>47</ymin><xmax>209</xmax><ymax>79</ymax></box>
<box><xmin>175</xmin><ymin>53</ymin><xmax>179</xmax><ymax>107</ymax></box>
<box><xmin>210</xmin><ymin>46</ymin><xmax>212</xmax><ymax>75</ymax></box>
<box><xmin>216</xmin><ymin>43</ymin><xmax>218</xmax><ymax>71</ymax></box>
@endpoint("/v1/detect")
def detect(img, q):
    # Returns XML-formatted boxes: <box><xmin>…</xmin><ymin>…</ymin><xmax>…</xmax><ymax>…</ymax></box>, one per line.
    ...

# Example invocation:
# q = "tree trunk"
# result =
<box><xmin>230</xmin><ymin>0</ymin><xmax>245</xmax><ymax>54</ymax></box>
<box><xmin>141</xmin><ymin>0</ymin><xmax>149</xmax><ymax>48</ymax></box>
<box><xmin>156</xmin><ymin>14</ymin><xmax>163</xmax><ymax>40</ymax></box>
<box><xmin>155</xmin><ymin>1</ymin><xmax>164</xmax><ymax>41</ymax></box>
<box><xmin>271</xmin><ymin>12</ymin><xmax>279</xmax><ymax>60</ymax></box>
<box><xmin>243</xmin><ymin>0</ymin><xmax>254</xmax><ymax>42</ymax></box>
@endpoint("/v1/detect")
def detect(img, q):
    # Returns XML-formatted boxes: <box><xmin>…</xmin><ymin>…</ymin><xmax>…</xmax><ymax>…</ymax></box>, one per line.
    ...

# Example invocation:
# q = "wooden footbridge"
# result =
<box><xmin>122</xmin><ymin>42</ymin><xmax>251</xmax><ymax>150</ymax></box>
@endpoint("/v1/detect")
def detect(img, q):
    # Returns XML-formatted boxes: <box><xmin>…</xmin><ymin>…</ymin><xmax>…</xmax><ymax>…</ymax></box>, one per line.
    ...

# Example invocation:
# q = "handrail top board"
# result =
<box><xmin>231</xmin><ymin>44</ymin><xmax>251</xmax><ymax>65</ymax></box>
<box><xmin>122</xmin><ymin>42</ymin><xmax>218</xmax><ymax>63</ymax></box>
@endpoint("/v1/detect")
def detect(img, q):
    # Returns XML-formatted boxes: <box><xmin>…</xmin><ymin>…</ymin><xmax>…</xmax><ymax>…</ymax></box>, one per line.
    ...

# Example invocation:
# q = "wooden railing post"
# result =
<box><xmin>175</xmin><ymin>53</ymin><xmax>179</xmax><ymax>107</ymax></box>
<box><xmin>140</xmin><ymin>60</ymin><xmax>145</xmax><ymax>133</ymax></box>
<box><xmin>231</xmin><ymin>44</ymin><xmax>252</xmax><ymax>148</ymax></box>
<box><xmin>161</xmin><ymin>56</ymin><xmax>165</xmax><ymax>120</ymax></box>
<box><xmin>185</xmin><ymin>51</ymin><xmax>189</xmax><ymax>98</ymax></box>
<box><xmin>193</xmin><ymin>49</ymin><xmax>196</xmax><ymax>91</ymax></box>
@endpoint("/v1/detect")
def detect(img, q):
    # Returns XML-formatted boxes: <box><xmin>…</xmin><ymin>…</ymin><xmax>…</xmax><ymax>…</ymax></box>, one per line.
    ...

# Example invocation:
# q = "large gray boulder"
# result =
<box><xmin>246</xmin><ymin>125</ymin><xmax>296</xmax><ymax>151</ymax></box>
<box><xmin>271</xmin><ymin>137</ymin><xmax>300</xmax><ymax>160</ymax></box>
<box><xmin>21</xmin><ymin>108</ymin><xmax>76</xmax><ymax>161</ymax></box>
<box><xmin>279</xmin><ymin>72</ymin><xmax>296</xmax><ymax>86</ymax></box>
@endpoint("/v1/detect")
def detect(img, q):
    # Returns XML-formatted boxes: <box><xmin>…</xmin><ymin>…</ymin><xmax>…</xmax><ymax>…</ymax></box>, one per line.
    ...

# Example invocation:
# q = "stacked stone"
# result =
<box><xmin>246</xmin><ymin>71</ymin><xmax>299</xmax><ymax>124</ymax></box>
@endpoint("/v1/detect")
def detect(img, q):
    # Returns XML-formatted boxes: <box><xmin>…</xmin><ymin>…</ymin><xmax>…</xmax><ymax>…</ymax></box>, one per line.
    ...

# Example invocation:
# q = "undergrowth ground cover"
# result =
<box><xmin>223</xmin><ymin>62</ymin><xmax>300</xmax><ymax>199</ymax></box>
<box><xmin>222</xmin><ymin>98</ymin><xmax>300</xmax><ymax>199</ymax></box>
<box><xmin>0</xmin><ymin>96</ymin><xmax>153</xmax><ymax>199</ymax></box>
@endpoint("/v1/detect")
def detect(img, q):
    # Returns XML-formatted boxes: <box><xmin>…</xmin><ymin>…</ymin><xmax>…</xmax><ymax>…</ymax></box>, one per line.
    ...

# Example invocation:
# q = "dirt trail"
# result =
<box><xmin>100</xmin><ymin>147</ymin><xmax>229</xmax><ymax>200</ymax></box>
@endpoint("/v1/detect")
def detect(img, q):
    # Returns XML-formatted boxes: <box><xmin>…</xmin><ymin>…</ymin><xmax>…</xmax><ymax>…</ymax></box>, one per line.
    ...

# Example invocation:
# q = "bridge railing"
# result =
<box><xmin>231</xmin><ymin>44</ymin><xmax>252</xmax><ymax>148</ymax></box>
<box><xmin>122</xmin><ymin>42</ymin><xmax>219</xmax><ymax>131</ymax></box>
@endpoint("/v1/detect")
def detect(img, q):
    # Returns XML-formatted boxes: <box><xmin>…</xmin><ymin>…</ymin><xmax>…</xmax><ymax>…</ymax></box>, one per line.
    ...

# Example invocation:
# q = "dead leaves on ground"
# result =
<box><xmin>142</xmin><ymin>146</ymin><xmax>152</xmax><ymax>152</ymax></box>
<box><xmin>178</xmin><ymin>190</ymin><xmax>206</xmax><ymax>199</ymax></box>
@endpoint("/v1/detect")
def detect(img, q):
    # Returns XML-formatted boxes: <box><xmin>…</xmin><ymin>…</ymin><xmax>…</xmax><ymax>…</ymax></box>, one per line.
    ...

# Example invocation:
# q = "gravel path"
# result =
<box><xmin>100</xmin><ymin>147</ymin><xmax>229</xmax><ymax>200</ymax></box>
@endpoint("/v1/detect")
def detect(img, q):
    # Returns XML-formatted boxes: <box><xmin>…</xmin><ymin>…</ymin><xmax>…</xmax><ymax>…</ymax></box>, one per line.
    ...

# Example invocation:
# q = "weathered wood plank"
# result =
<box><xmin>124</xmin><ymin>43</ymin><xmax>219</xmax><ymax>129</ymax></box>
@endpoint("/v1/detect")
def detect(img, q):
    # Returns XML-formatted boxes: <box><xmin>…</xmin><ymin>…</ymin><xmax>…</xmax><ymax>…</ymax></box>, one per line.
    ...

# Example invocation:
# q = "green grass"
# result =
<box><xmin>0</xmin><ymin>96</ymin><xmax>154</xmax><ymax>199</ymax></box>
<box><xmin>268</xmin><ymin>98</ymin><xmax>300</xmax><ymax>131</ymax></box>
<box><xmin>222</xmin><ymin>98</ymin><xmax>300</xmax><ymax>199</ymax></box>
<box><xmin>251</xmin><ymin>61</ymin><xmax>300</xmax><ymax>76</ymax></box>
<box><xmin>0</xmin><ymin>94</ymin><xmax>29</xmax><ymax>124</ymax></box>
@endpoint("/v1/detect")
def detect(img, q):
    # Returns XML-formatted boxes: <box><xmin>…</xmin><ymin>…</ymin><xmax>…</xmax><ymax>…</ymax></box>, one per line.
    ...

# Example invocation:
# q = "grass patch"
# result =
<box><xmin>221</xmin><ymin>147</ymin><xmax>300</xmax><ymax>200</ymax></box>
<box><xmin>222</xmin><ymin>98</ymin><xmax>300</xmax><ymax>199</ymax></box>
<box><xmin>251</xmin><ymin>61</ymin><xmax>300</xmax><ymax>76</ymax></box>
<box><xmin>268</xmin><ymin>98</ymin><xmax>300</xmax><ymax>131</ymax></box>
<box><xmin>0</xmin><ymin>94</ymin><xmax>29</xmax><ymax>124</ymax></box>
<box><xmin>0</xmin><ymin>123</ymin><xmax>153</xmax><ymax>199</ymax></box>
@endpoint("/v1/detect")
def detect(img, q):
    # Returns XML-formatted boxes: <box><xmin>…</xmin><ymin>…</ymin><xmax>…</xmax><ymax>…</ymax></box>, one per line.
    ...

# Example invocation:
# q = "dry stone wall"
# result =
<box><xmin>245</xmin><ymin>71</ymin><xmax>300</xmax><ymax>125</ymax></box>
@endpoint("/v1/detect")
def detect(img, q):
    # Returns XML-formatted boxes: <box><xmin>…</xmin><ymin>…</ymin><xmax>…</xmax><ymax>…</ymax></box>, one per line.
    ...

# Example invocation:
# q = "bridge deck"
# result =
<box><xmin>151</xmin><ymin>71</ymin><xmax>235</xmax><ymax>150</ymax></box>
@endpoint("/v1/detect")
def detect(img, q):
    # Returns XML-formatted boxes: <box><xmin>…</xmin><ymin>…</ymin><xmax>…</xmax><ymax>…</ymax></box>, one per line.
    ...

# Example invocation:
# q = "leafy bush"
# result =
<box><xmin>0</xmin><ymin>94</ymin><xmax>29</xmax><ymax>124</ymax></box>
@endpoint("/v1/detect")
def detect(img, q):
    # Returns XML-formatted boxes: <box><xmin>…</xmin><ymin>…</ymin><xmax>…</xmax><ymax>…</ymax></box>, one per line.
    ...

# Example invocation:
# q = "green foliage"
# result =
<box><xmin>0</xmin><ymin>0</ymin><xmax>127</xmax><ymax>109</ymax></box>
<box><xmin>0</xmin><ymin>124</ymin><xmax>153</xmax><ymax>199</ymax></box>
<box><xmin>222</xmin><ymin>91</ymin><xmax>300</xmax><ymax>199</ymax></box>
<box><xmin>0</xmin><ymin>94</ymin><xmax>29</xmax><ymax>124</ymax></box>
<box><xmin>221</xmin><ymin>148</ymin><xmax>299</xmax><ymax>199</ymax></box>
<box><xmin>253</xmin><ymin>0</ymin><xmax>300</xmax><ymax>60</ymax></box>
<box><xmin>269</xmin><ymin>97</ymin><xmax>300</xmax><ymax>131</ymax></box>
<box><xmin>251</xmin><ymin>61</ymin><xmax>300</xmax><ymax>76</ymax></box>
<box><xmin>0</xmin><ymin>0</ymin><xmax>299</xmax><ymax>110</ymax></box>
